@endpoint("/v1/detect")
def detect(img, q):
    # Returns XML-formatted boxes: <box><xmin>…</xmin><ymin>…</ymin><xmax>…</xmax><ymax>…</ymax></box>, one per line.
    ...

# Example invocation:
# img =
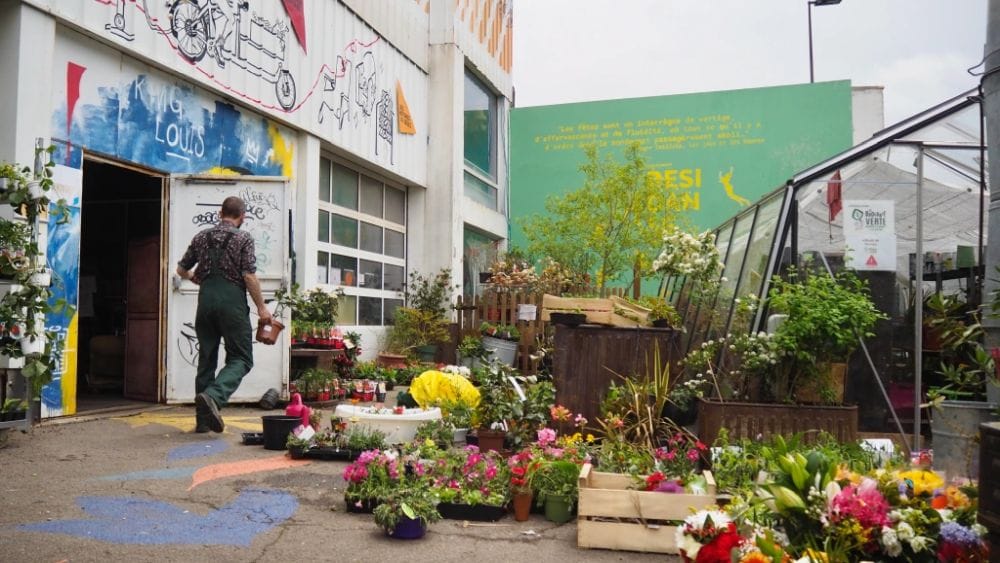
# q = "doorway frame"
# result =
<box><xmin>81</xmin><ymin>152</ymin><xmax>169</xmax><ymax>403</ymax></box>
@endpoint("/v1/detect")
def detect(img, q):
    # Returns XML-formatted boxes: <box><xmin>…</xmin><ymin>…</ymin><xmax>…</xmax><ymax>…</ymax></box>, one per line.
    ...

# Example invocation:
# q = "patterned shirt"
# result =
<box><xmin>177</xmin><ymin>221</ymin><xmax>256</xmax><ymax>289</ymax></box>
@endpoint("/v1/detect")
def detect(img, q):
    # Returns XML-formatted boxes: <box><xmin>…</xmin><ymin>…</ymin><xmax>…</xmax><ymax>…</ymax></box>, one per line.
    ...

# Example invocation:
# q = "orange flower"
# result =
<box><xmin>740</xmin><ymin>553</ymin><xmax>771</xmax><ymax>563</ymax></box>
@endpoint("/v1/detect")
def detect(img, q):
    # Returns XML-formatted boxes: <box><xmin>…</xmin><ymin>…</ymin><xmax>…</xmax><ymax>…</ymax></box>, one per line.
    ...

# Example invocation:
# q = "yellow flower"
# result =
<box><xmin>585</xmin><ymin>434</ymin><xmax>595</xmax><ymax>443</ymax></box>
<box><xmin>835</xmin><ymin>464</ymin><xmax>861</xmax><ymax>485</ymax></box>
<box><xmin>945</xmin><ymin>485</ymin><xmax>971</xmax><ymax>508</ymax></box>
<box><xmin>897</xmin><ymin>469</ymin><xmax>944</xmax><ymax>496</ymax></box>
<box><xmin>424</xmin><ymin>438</ymin><xmax>435</xmax><ymax>447</ymax></box>
<box><xmin>797</xmin><ymin>549</ymin><xmax>828</xmax><ymax>563</ymax></box>
<box><xmin>740</xmin><ymin>553</ymin><xmax>771</xmax><ymax>563</ymax></box>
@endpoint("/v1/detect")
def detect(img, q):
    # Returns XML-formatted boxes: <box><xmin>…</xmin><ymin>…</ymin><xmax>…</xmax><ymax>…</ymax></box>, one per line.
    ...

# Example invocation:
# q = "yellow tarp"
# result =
<box><xmin>408</xmin><ymin>370</ymin><xmax>481</xmax><ymax>410</ymax></box>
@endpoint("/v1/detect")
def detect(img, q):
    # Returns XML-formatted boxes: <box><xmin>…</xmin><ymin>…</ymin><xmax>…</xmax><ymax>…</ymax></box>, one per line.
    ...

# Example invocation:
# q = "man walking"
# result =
<box><xmin>176</xmin><ymin>196</ymin><xmax>272</xmax><ymax>432</ymax></box>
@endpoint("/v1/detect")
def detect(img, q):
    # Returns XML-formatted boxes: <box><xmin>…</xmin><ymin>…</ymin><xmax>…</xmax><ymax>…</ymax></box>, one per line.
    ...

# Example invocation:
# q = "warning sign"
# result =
<box><xmin>866</xmin><ymin>255</ymin><xmax>878</xmax><ymax>267</ymax></box>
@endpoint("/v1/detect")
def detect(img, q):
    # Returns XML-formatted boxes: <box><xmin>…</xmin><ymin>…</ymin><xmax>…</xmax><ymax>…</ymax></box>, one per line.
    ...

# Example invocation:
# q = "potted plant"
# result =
<box><xmin>533</xmin><ymin>459</ymin><xmax>580</xmax><ymax>524</ymax></box>
<box><xmin>480</xmin><ymin>322</ymin><xmax>519</xmax><ymax>367</ymax></box>
<box><xmin>441</xmin><ymin>399</ymin><xmax>474</xmax><ymax>443</ymax></box>
<box><xmin>508</xmin><ymin>448</ymin><xmax>541</xmax><ymax>521</ymax></box>
<box><xmin>372</xmin><ymin>486</ymin><xmax>442</xmax><ymax>539</ymax></box>
<box><xmin>642</xmin><ymin>296</ymin><xmax>680</xmax><ymax>328</ymax></box>
<box><xmin>425</xmin><ymin>445</ymin><xmax>511</xmax><ymax>521</ymax></box>
<box><xmin>285</xmin><ymin>434</ymin><xmax>312</xmax><ymax>459</ymax></box>
<box><xmin>457</xmin><ymin>335</ymin><xmax>490</xmax><ymax>369</ymax></box>
<box><xmin>474</xmin><ymin>364</ymin><xmax>524</xmax><ymax>452</ymax></box>
<box><xmin>398</xmin><ymin>269</ymin><xmax>455</xmax><ymax>361</ymax></box>
<box><xmin>342</xmin><ymin>447</ymin><xmax>402</xmax><ymax>513</ymax></box>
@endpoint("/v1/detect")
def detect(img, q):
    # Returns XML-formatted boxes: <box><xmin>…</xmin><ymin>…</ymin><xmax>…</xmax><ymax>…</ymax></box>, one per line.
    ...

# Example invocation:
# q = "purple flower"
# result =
<box><xmin>940</xmin><ymin>521</ymin><xmax>981</xmax><ymax>548</ymax></box>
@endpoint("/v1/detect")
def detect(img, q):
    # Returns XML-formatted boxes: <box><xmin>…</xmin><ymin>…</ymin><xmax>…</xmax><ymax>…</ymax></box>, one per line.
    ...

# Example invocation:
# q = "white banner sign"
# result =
<box><xmin>844</xmin><ymin>200</ymin><xmax>896</xmax><ymax>271</ymax></box>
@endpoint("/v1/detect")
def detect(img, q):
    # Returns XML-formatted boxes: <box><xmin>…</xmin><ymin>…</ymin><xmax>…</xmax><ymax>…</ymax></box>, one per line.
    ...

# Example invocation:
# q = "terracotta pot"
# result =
<box><xmin>512</xmin><ymin>492</ymin><xmax>532</xmax><ymax>522</ymax></box>
<box><xmin>477</xmin><ymin>428</ymin><xmax>505</xmax><ymax>453</ymax></box>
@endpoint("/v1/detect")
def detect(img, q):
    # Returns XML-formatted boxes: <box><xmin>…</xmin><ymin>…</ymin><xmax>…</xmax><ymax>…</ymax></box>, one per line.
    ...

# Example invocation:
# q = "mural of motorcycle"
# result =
<box><xmin>169</xmin><ymin>0</ymin><xmax>297</xmax><ymax>110</ymax></box>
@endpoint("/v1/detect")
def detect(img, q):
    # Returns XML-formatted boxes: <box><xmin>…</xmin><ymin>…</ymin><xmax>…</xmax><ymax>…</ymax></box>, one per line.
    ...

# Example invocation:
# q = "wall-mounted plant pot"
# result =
<box><xmin>28</xmin><ymin>269</ymin><xmax>51</xmax><ymax>287</ymax></box>
<box><xmin>0</xmin><ymin>177</ymin><xmax>8</xmax><ymax>193</ymax></box>
<box><xmin>26</xmin><ymin>181</ymin><xmax>44</xmax><ymax>201</ymax></box>
<box><xmin>550</xmin><ymin>312</ymin><xmax>586</xmax><ymax>327</ymax></box>
<box><xmin>20</xmin><ymin>334</ymin><xmax>45</xmax><ymax>356</ymax></box>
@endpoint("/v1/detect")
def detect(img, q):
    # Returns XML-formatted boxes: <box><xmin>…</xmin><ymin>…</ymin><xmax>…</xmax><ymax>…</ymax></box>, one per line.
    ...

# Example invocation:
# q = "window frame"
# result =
<box><xmin>463</xmin><ymin>68</ymin><xmax>500</xmax><ymax>208</ymax></box>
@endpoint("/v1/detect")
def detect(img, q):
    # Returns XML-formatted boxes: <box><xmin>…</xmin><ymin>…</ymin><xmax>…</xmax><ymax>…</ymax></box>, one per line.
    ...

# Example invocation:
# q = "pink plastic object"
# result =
<box><xmin>285</xmin><ymin>393</ymin><xmax>305</xmax><ymax>418</ymax></box>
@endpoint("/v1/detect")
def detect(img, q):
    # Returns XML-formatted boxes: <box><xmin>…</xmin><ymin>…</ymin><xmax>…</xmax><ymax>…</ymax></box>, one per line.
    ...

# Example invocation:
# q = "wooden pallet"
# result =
<box><xmin>577</xmin><ymin>464</ymin><xmax>716</xmax><ymax>554</ymax></box>
<box><xmin>541</xmin><ymin>295</ymin><xmax>649</xmax><ymax>328</ymax></box>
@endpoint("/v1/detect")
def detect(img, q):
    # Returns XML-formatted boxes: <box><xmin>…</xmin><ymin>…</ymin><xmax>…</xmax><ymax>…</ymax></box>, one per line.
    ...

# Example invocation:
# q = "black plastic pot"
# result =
<box><xmin>261</xmin><ymin>415</ymin><xmax>301</xmax><ymax>450</ymax></box>
<box><xmin>550</xmin><ymin>312</ymin><xmax>585</xmax><ymax>327</ymax></box>
<box><xmin>651</xmin><ymin>319</ymin><xmax>671</xmax><ymax>328</ymax></box>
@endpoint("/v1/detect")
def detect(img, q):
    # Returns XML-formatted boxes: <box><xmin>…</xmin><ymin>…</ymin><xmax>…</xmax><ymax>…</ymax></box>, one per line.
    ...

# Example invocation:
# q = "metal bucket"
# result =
<box><xmin>483</xmin><ymin>336</ymin><xmax>517</xmax><ymax>367</ymax></box>
<box><xmin>931</xmin><ymin>400</ymin><xmax>999</xmax><ymax>479</ymax></box>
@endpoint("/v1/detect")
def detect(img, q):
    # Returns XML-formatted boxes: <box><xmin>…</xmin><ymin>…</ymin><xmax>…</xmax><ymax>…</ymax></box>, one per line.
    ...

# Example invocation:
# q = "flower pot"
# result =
<box><xmin>26</xmin><ymin>181</ymin><xmax>44</xmax><ymax>201</ymax></box>
<box><xmin>543</xmin><ymin>495</ymin><xmax>573</xmax><ymax>524</ymax></box>
<box><xmin>414</xmin><ymin>344</ymin><xmax>437</xmax><ymax>363</ymax></box>
<box><xmin>255</xmin><ymin>318</ymin><xmax>284</xmax><ymax>345</ymax></box>
<box><xmin>512</xmin><ymin>492</ymin><xmax>533</xmax><ymax>522</ymax></box>
<box><xmin>288</xmin><ymin>445</ymin><xmax>308</xmax><ymax>460</ymax></box>
<box><xmin>386</xmin><ymin>515</ymin><xmax>427</xmax><ymax>539</ymax></box>
<box><xmin>377</xmin><ymin>353</ymin><xmax>407</xmax><ymax>369</ymax></box>
<box><xmin>261</xmin><ymin>415</ymin><xmax>301</xmax><ymax>451</ymax></box>
<box><xmin>931</xmin><ymin>400</ymin><xmax>999</xmax><ymax>479</ymax></box>
<box><xmin>651</xmin><ymin>318</ymin><xmax>670</xmax><ymax>328</ymax></box>
<box><xmin>549</xmin><ymin>312</ymin><xmax>585</xmax><ymax>327</ymax></box>
<box><xmin>28</xmin><ymin>269</ymin><xmax>51</xmax><ymax>287</ymax></box>
<box><xmin>20</xmin><ymin>334</ymin><xmax>45</xmax><ymax>356</ymax></box>
<box><xmin>452</xmin><ymin>427</ymin><xmax>468</xmax><ymax>444</ymax></box>
<box><xmin>476</xmin><ymin>428</ymin><xmax>505</xmax><ymax>453</ymax></box>
<box><xmin>482</xmin><ymin>335</ymin><xmax>517</xmax><ymax>367</ymax></box>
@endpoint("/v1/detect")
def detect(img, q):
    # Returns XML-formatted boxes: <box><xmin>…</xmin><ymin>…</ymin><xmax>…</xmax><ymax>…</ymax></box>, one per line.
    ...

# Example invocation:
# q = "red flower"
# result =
<box><xmin>645</xmin><ymin>471</ymin><xmax>666</xmax><ymax>491</ymax></box>
<box><xmin>694</xmin><ymin>525</ymin><xmax>742</xmax><ymax>563</ymax></box>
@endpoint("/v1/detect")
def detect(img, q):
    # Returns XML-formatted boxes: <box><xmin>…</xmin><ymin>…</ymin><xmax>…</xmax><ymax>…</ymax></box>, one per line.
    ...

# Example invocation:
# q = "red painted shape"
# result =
<box><xmin>282</xmin><ymin>0</ymin><xmax>307</xmax><ymax>54</ymax></box>
<box><xmin>66</xmin><ymin>62</ymin><xmax>87</xmax><ymax>164</ymax></box>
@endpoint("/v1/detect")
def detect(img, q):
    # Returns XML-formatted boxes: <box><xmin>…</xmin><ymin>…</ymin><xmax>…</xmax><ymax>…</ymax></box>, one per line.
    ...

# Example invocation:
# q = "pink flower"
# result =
<box><xmin>829</xmin><ymin>478</ymin><xmax>890</xmax><ymax>529</ymax></box>
<box><xmin>537</xmin><ymin>428</ymin><xmax>557</xmax><ymax>447</ymax></box>
<box><xmin>485</xmin><ymin>466</ymin><xmax>498</xmax><ymax>479</ymax></box>
<box><xmin>573</xmin><ymin>414</ymin><xmax>588</xmax><ymax>427</ymax></box>
<box><xmin>686</xmin><ymin>448</ymin><xmax>699</xmax><ymax>462</ymax></box>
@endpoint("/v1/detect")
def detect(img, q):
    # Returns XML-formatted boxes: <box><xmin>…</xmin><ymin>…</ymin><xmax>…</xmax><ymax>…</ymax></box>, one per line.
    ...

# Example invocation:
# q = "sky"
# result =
<box><xmin>512</xmin><ymin>0</ymin><xmax>987</xmax><ymax>125</ymax></box>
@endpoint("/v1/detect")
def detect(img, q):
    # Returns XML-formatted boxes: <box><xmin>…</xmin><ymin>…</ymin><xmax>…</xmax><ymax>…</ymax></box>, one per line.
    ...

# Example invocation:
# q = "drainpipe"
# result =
<box><xmin>982</xmin><ymin>0</ymin><xmax>1000</xmax><ymax>400</ymax></box>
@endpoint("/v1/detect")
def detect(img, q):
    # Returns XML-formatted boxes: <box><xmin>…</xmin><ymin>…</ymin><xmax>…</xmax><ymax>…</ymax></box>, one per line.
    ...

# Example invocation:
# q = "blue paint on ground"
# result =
<box><xmin>18</xmin><ymin>489</ymin><xmax>297</xmax><ymax>546</ymax></box>
<box><xmin>167</xmin><ymin>439</ymin><xmax>229</xmax><ymax>462</ymax></box>
<box><xmin>96</xmin><ymin>467</ymin><xmax>198</xmax><ymax>482</ymax></box>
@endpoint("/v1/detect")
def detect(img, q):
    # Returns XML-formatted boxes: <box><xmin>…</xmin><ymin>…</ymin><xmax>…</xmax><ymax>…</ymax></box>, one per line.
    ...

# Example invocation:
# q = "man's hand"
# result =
<box><xmin>244</xmin><ymin>272</ymin><xmax>272</xmax><ymax>325</ymax></box>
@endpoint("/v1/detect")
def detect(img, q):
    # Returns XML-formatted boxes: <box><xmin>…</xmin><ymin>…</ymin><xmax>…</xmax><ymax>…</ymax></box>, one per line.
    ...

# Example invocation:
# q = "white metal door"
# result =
<box><xmin>166</xmin><ymin>176</ymin><xmax>290</xmax><ymax>404</ymax></box>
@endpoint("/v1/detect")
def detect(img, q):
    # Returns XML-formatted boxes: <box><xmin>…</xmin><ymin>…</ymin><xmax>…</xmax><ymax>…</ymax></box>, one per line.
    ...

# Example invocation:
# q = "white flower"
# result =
<box><xmin>880</xmin><ymin>527</ymin><xmax>902</xmax><ymax>557</ymax></box>
<box><xmin>972</xmin><ymin>523</ymin><xmax>988</xmax><ymax>537</ymax></box>
<box><xmin>896</xmin><ymin>522</ymin><xmax>914</xmax><ymax>541</ymax></box>
<box><xmin>908</xmin><ymin>535</ymin><xmax>930</xmax><ymax>552</ymax></box>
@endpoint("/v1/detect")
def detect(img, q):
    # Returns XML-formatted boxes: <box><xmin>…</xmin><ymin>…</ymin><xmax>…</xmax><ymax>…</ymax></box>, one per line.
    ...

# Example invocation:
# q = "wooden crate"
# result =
<box><xmin>577</xmin><ymin>463</ymin><xmax>716</xmax><ymax>554</ymax></box>
<box><xmin>541</xmin><ymin>295</ymin><xmax>646</xmax><ymax>327</ymax></box>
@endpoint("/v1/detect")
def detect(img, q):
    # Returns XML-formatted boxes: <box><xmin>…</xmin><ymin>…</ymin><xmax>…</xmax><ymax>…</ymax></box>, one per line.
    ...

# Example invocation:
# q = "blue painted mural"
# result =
<box><xmin>54</xmin><ymin>74</ymin><xmax>290</xmax><ymax>177</ymax></box>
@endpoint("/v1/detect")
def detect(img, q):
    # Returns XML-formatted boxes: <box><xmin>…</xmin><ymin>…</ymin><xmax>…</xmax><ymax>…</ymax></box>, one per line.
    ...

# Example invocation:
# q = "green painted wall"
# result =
<box><xmin>510</xmin><ymin>81</ymin><xmax>854</xmax><ymax>270</ymax></box>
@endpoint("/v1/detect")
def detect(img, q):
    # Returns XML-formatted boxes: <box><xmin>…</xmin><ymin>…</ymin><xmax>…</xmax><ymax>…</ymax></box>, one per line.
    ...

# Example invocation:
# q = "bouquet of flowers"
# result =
<box><xmin>675</xmin><ymin>508</ymin><xmax>743</xmax><ymax>563</ymax></box>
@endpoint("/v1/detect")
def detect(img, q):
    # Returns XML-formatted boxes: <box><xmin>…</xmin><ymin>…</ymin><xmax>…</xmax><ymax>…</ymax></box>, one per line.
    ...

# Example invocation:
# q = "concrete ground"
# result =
<box><xmin>0</xmin><ymin>404</ymin><xmax>681</xmax><ymax>563</ymax></box>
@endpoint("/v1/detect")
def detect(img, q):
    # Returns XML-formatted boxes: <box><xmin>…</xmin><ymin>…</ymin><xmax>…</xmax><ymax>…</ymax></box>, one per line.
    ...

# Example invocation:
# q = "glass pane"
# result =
<box><xmin>684</xmin><ymin>222</ymin><xmax>733</xmax><ymax>352</ymax></box>
<box><xmin>358</xmin><ymin>297</ymin><xmax>382</xmax><ymax>326</ymax></box>
<box><xmin>385</xmin><ymin>229</ymin><xmax>405</xmax><ymax>259</ymax></box>
<box><xmin>332</xmin><ymin>163</ymin><xmax>358</xmax><ymax>210</ymax></box>
<box><xmin>710</xmin><ymin>212</ymin><xmax>754</xmax><ymax>339</ymax></box>
<box><xmin>384</xmin><ymin>264</ymin><xmax>405</xmax><ymax>292</ymax></box>
<box><xmin>330</xmin><ymin>254</ymin><xmax>357</xmax><ymax>287</ymax></box>
<box><xmin>359</xmin><ymin>259</ymin><xmax>383</xmax><ymax>290</ymax></box>
<box><xmin>331</xmin><ymin>214</ymin><xmax>358</xmax><ymax>248</ymax></box>
<box><xmin>338</xmin><ymin>294</ymin><xmax>357</xmax><ymax>325</ymax></box>
<box><xmin>385</xmin><ymin>186</ymin><xmax>406</xmax><ymax>225</ymax></box>
<box><xmin>384</xmin><ymin>298</ymin><xmax>403</xmax><ymax>325</ymax></box>
<box><xmin>360</xmin><ymin>175</ymin><xmax>383</xmax><ymax>217</ymax></box>
<box><xmin>318</xmin><ymin>210</ymin><xmax>330</xmax><ymax>243</ymax></box>
<box><xmin>360</xmin><ymin>222</ymin><xmax>383</xmax><ymax>254</ymax></box>
<box><xmin>464</xmin><ymin>171</ymin><xmax>497</xmax><ymax>210</ymax></box>
<box><xmin>464</xmin><ymin>72</ymin><xmax>494</xmax><ymax>175</ymax></box>
<box><xmin>319</xmin><ymin>157</ymin><xmax>332</xmax><ymax>203</ymax></box>
<box><xmin>316</xmin><ymin>251</ymin><xmax>329</xmax><ymax>284</ymax></box>
<box><xmin>732</xmin><ymin>195</ymin><xmax>783</xmax><ymax>332</ymax></box>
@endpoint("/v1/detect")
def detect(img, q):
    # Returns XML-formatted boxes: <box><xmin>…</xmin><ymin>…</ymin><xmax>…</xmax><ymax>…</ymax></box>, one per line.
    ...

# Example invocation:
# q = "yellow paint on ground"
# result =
<box><xmin>267</xmin><ymin>124</ymin><xmax>295</xmax><ymax>178</ymax></box>
<box><xmin>114</xmin><ymin>412</ymin><xmax>263</xmax><ymax>433</ymax></box>
<box><xmin>188</xmin><ymin>455</ymin><xmax>310</xmax><ymax>490</ymax></box>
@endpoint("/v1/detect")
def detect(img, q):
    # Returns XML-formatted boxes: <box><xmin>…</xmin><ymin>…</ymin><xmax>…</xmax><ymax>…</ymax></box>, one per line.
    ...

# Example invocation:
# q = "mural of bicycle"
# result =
<box><xmin>168</xmin><ymin>0</ymin><xmax>296</xmax><ymax>110</ymax></box>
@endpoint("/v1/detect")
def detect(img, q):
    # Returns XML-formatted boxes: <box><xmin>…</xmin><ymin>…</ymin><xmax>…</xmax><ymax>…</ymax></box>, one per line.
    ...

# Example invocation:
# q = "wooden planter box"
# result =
<box><xmin>542</xmin><ymin>294</ymin><xmax>648</xmax><ymax>327</ymax></box>
<box><xmin>697</xmin><ymin>398</ymin><xmax>858</xmax><ymax>446</ymax></box>
<box><xmin>577</xmin><ymin>463</ymin><xmax>716</xmax><ymax>554</ymax></box>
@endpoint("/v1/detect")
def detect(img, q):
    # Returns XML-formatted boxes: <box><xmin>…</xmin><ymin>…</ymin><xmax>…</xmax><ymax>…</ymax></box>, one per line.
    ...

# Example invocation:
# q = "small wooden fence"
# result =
<box><xmin>448</xmin><ymin>286</ymin><xmax>629</xmax><ymax>373</ymax></box>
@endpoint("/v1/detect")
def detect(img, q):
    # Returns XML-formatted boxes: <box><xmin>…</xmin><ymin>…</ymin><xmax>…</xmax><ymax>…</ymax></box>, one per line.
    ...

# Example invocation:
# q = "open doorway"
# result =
<box><xmin>76</xmin><ymin>158</ymin><xmax>164</xmax><ymax>413</ymax></box>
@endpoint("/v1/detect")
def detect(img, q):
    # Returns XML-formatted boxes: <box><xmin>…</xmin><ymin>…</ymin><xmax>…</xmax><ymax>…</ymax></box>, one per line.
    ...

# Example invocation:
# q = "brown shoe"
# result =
<box><xmin>195</xmin><ymin>393</ymin><xmax>224</xmax><ymax>433</ymax></box>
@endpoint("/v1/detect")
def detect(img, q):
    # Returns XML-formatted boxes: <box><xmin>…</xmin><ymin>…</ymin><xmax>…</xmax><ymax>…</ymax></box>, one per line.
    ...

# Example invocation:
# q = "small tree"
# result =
<box><xmin>519</xmin><ymin>142</ymin><xmax>676</xmax><ymax>289</ymax></box>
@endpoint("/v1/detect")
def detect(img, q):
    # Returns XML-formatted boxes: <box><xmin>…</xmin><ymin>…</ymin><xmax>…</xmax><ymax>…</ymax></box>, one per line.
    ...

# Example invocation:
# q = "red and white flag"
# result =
<box><xmin>827</xmin><ymin>170</ymin><xmax>843</xmax><ymax>222</ymax></box>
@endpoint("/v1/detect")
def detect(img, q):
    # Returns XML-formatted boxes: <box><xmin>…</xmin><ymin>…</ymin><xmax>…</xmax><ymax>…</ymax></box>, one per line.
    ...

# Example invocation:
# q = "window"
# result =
<box><xmin>464</xmin><ymin>70</ymin><xmax>499</xmax><ymax>210</ymax></box>
<box><xmin>464</xmin><ymin>71</ymin><xmax>496</xmax><ymax>176</ymax></box>
<box><xmin>318</xmin><ymin>155</ymin><xmax>406</xmax><ymax>327</ymax></box>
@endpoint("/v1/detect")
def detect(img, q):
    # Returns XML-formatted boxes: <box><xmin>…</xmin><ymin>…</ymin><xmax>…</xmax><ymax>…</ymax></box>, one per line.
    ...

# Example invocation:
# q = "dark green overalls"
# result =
<box><xmin>194</xmin><ymin>228</ymin><xmax>254</xmax><ymax>407</ymax></box>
